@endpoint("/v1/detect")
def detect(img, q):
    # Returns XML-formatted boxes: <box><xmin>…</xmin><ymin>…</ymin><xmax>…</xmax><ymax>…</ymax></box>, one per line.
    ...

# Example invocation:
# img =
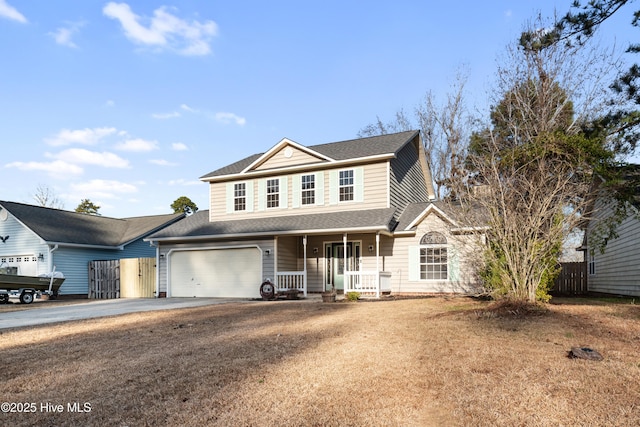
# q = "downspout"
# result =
<box><xmin>343</xmin><ymin>233</ymin><xmax>348</xmax><ymax>292</ymax></box>
<box><xmin>376</xmin><ymin>232</ymin><xmax>380</xmax><ymax>298</ymax></box>
<box><xmin>302</xmin><ymin>235</ymin><xmax>307</xmax><ymax>297</ymax></box>
<box><xmin>149</xmin><ymin>240</ymin><xmax>159</xmax><ymax>298</ymax></box>
<box><xmin>47</xmin><ymin>244</ymin><xmax>59</xmax><ymax>274</ymax></box>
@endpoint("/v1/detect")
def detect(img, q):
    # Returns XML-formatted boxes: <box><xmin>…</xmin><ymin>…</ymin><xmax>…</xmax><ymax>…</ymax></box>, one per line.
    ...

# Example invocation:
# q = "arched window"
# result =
<box><xmin>420</xmin><ymin>232</ymin><xmax>447</xmax><ymax>245</ymax></box>
<box><xmin>419</xmin><ymin>232</ymin><xmax>448</xmax><ymax>280</ymax></box>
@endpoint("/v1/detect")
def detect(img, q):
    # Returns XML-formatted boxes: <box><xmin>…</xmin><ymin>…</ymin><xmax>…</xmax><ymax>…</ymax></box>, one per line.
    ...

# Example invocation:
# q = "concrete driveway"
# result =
<box><xmin>0</xmin><ymin>298</ymin><xmax>248</xmax><ymax>330</ymax></box>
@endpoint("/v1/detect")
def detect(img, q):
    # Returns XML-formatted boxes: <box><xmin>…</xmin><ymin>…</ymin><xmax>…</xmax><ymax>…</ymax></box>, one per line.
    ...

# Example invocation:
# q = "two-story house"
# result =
<box><xmin>146</xmin><ymin>130</ymin><xmax>484</xmax><ymax>298</ymax></box>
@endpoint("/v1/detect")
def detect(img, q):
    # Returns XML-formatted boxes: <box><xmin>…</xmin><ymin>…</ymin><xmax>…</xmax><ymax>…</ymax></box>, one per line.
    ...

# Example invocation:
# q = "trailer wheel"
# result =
<box><xmin>19</xmin><ymin>290</ymin><xmax>35</xmax><ymax>304</ymax></box>
<box><xmin>260</xmin><ymin>281</ymin><xmax>275</xmax><ymax>300</ymax></box>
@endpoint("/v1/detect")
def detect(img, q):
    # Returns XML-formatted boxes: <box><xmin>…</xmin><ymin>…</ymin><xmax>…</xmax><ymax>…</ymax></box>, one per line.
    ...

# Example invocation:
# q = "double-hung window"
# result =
<box><xmin>339</xmin><ymin>169</ymin><xmax>354</xmax><ymax>202</ymax></box>
<box><xmin>588</xmin><ymin>251</ymin><xmax>596</xmax><ymax>275</ymax></box>
<box><xmin>419</xmin><ymin>232</ymin><xmax>448</xmax><ymax>280</ymax></box>
<box><xmin>267</xmin><ymin>178</ymin><xmax>280</xmax><ymax>208</ymax></box>
<box><xmin>234</xmin><ymin>183</ymin><xmax>246</xmax><ymax>211</ymax></box>
<box><xmin>301</xmin><ymin>174</ymin><xmax>315</xmax><ymax>205</ymax></box>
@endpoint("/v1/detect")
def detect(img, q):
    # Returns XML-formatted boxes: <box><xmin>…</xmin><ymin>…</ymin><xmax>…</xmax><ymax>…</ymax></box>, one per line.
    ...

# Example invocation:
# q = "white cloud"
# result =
<box><xmin>172</xmin><ymin>142</ymin><xmax>188</xmax><ymax>151</ymax></box>
<box><xmin>50</xmin><ymin>148</ymin><xmax>130</xmax><ymax>169</ymax></box>
<box><xmin>5</xmin><ymin>160</ymin><xmax>83</xmax><ymax>177</ymax></box>
<box><xmin>0</xmin><ymin>0</ymin><xmax>27</xmax><ymax>23</ymax></box>
<box><xmin>103</xmin><ymin>2</ymin><xmax>218</xmax><ymax>56</ymax></box>
<box><xmin>45</xmin><ymin>127</ymin><xmax>117</xmax><ymax>146</ymax></box>
<box><xmin>168</xmin><ymin>178</ymin><xmax>202</xmax><ymax>186</ymax></box>
<box><xmin>215</xmin><ymin>112</ymin><xmax>246</xmax><ymax>126</ymax></box>
<box><xmin>151</xmin><ymin>111</ymin><xmax>181</xmax><ymax>119</ymax></box>
<box><xmin>105</xmin><ymin>100</ymin><xmax>116</xmax><ymax>107</ymax></box>
<box><xmin>70</xmin><ymin>179</ymin><xmax>138</xmax><ymax>199</ymax></box>
<box><xmin>180</xmin><ymin>103</ymin><xmax>198</xmax><ymax>113</ymax></box>
<box><xmin>114</xmin><ymin>138</ymin><xmax>159</xmax><ymax>152</ymax></box>
<box><xmin>149</xmin><ymin>159</ymin><xmax>176</xmax><ymax>166</ymax></box>
<box><xmin>49</xmin><ymin>22</ymin><xmax>84</xmax><ymax>48</ymax></box>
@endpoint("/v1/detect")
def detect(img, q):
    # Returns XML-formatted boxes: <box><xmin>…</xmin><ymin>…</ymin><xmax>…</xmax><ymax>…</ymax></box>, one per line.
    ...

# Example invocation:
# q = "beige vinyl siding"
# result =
<box><xmin>385</xmin><ymin>213</ymin><xmax>482</xmax><ymax>293</ymax></box>
<box><xmin>587</xmin><ymin>196</ymin><xmax>640</xmax><ymax>297</ymax></box>
<box><xmin>209</xmin><ymin>162</ymin><xmax>389</xmax><ymax>221</ymax></box>
<box><xmin>276</xmin><ymin>236</ymin><xmax>299</xmax><ymax>271</ymax></box>
<box><xmin>254</xmin><ymin>145</ymin><xmax>326</xmax><ymax>171</ymax></box>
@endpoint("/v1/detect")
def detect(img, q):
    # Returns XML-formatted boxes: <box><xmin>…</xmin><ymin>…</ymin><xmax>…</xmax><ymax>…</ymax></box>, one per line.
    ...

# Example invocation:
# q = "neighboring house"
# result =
<box><xmin>146</xmin><ymin>130</ymin><xmax>484</xmax><ymax>299</ymax></box>
<box><xmin>0</xmin><ymin>201</ymin><xmax>184</xmax><ymax>296</ymax></box>
<box><xmin>582</xmin><ymin>165</ymin><xmax>640</xmax><ymax>297</ymax></box>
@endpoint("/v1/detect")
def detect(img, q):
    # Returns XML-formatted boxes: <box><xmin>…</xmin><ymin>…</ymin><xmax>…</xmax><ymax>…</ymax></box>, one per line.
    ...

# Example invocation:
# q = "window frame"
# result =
<box><xmin>418</xmin><ymin>232</ymin><xmax>448</xmax><ymax>281</ymax></box>
<box><xmin>301</xmin><ymin>174</ymin><xmax>315</xmax><ymax>205</ymax></box>
<box><xmin>234</xmin><ymin>182</ymin><xmax>247</xmax><ymax>212</ymax></box>
<box><xmin>266</xmin><ymin>178</ymin><xmax>280</xmax><ymax>209</ymax></box>
<box><xmin>339</xmin><ymin>169</ymin><xmax>354</xmax><ymax>202</ymax></box>
<box><xmin>588</xmin><ymin>251</ymin><xmax>596</xmax><ymax>276</ymax></box>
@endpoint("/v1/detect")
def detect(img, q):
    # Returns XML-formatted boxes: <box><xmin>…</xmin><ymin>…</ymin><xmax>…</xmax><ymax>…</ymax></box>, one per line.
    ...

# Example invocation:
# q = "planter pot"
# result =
<box><xmin>321</xmin><ymin>292</ymin><xmax>336</xmax><ymax>303</ymax></box>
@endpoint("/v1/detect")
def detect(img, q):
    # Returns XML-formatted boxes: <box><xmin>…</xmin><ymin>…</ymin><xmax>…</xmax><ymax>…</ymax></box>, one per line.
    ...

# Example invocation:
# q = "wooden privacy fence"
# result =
<box><xmin>553</xmin><ymin>262</ymin><xmax>587</xmax><ymax>295</ymax></box>
<box><xmin>89</xmin><ymin>258</ymin><xmax>155</xmax><ymax>299</ymax></box>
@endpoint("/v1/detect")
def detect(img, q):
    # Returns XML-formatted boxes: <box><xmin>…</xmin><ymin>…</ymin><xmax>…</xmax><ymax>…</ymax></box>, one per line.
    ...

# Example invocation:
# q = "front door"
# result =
<box><xmin>325</xmin><ymin>242</ymin><xmax>360</xmax><ymax>292</ymax></box>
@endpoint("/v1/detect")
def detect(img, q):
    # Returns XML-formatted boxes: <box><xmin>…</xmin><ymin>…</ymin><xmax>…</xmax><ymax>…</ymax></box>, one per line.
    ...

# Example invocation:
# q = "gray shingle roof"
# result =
<box><xmin>0</xmin><ymin>201</ymin><xmax>184</xmax><ymax>247</ymax></box>
<box><xmin>200</xmin><ymin>130</ymin><xmax>419</xmax><ymax>179</ymax></box>
<box><xmin>147</xmin><ymin>208</ymin><xmax>399</xmax><ymax>240</ymax></box>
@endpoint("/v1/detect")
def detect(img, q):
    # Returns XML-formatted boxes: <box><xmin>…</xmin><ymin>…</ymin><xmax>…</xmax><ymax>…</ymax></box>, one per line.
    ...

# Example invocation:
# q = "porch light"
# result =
<box><xmin>264</xmin><ymin>249</ymin><xmax>271</xmax><ymax>256</ymax></box>
<box><xmin>368</xmin><ymin>245</ymin><xmax>374</xmax><ymax>253</ymax></box>
<box><xmin>38</xmin><ymin>253</ymin><xmax>44</xmax><ymax>261</ymax></box>
<box><xmin>313</xmin><ymin>247</ymin><xmax>318</xmax><ymax>254</ymax></box>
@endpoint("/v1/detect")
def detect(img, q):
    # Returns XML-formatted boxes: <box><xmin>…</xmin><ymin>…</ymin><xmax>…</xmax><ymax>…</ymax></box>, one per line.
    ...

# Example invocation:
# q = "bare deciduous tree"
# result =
<box><xmin>358</xmin><ymin>69</ymin><xmax>472</xmax><ymax>199</ymax></box>
<box><xmin>33</xmin><ymin>184</ymin><xmax>64</xmax><ymax>209</ymax></box>
<box><xmin>462</xmin><ymin>17</ymin><xmax>621</xmax><ymax>303</ymax></box>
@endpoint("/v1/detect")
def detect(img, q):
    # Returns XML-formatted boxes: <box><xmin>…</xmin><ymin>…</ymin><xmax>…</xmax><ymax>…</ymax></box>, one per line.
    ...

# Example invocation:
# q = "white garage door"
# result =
<box><xmin>169</xmin><ymin>247</ymin><xmax>262</xmax><ymax>298</ymax></box>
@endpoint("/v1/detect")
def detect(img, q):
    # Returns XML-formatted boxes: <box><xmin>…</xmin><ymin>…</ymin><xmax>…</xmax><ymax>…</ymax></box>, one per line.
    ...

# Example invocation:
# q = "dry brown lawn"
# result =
<box><xmin>0</xmin><ymin>296</ymin><xmax>639</xmax><ymax>426</ymax></box>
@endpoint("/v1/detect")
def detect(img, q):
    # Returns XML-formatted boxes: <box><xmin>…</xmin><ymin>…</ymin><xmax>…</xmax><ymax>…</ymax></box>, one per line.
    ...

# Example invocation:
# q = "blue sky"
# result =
<box><xmin>0</xmin><ymin>1</ymin><xmax>635</xmax><ymax>217</ymax></box>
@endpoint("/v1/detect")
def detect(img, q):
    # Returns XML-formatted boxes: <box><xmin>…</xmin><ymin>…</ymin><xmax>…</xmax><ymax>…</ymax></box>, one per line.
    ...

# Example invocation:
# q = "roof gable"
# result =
<box><xmin>200</xmin><ymin>130</ymin><xmax>420</xmax><ymax>180</ymax></box>
<box><xmin>0</xmin><ymin>201</ymin><xmax>184</xmax><ymax>248</ymax></box>
<box><xmin>245</xmin><ymin>138</ymin><xmax>333</xmax><ymax>172</ymax></box>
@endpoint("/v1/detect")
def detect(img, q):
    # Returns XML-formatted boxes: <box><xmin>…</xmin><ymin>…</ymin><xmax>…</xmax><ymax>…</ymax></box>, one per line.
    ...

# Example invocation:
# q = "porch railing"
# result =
<box><xmin>276</xmin><ymin>271</ymin><xmax>306</xmax><ymax>296</ymax></box>
<box><xmin>344</xmin><ymin>271</ymin><xmax>391</xmax><ymax>298</ymax></box>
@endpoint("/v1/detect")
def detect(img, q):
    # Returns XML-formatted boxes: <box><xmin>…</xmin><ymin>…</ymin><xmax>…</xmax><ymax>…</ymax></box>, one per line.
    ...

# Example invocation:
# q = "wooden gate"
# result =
<box><xmin>89</xmin><ymin>258</ymin><xmax>155</xmax><ymax>299</ymax></box>
<box><xmin>89</xmin><ymin>260</ymin><xmax>120</xmax><ymax>299</ymax></box>
<box><xmin>120</xmin><ymin>258</ymin><xmax>155</xmax><ymax>298</ymax></box>
<box><xmin>553</xmin><ymin>262</ymin><xmax>587</xmax><ymax>295</ymax></box>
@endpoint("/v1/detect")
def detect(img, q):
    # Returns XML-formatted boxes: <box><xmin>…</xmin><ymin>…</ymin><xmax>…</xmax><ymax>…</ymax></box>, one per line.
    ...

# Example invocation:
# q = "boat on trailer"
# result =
<box><xmin>0</xmin><ymin>267</ymin><xmax>65</xmax><ymax>304</ymax></box>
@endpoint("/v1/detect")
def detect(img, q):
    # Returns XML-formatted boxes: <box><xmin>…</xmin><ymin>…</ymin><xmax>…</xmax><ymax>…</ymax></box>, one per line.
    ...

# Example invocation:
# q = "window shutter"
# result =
<box><xmin>316</xmin><ymin>171</ymin><xmax>325</xmax><ymax>205</ymax></box>
<box><xmin>448</xmin><ymin>246</ymin><xmax>459</xmax><ymax>282</ymax></box>
<box><xmin>329</xmin><ymin>170</ymin><xmax>338</xmax><ymax>205</ymax></box>
<box><xmin>280</xmin><ymin>176</ymin><xmax>288</xmax><ymax>208</ymax></box>
<box><xmin>354</xmin><ymin>167</ymin><xmax>364</xmax><ymax>202</ymax></box>
<box><xmin>257</xmin><ymin>179</ymin><xmax>266</xmax><ymax>211</ymax></box>
<box><xmin>408</xmin><ymin>246</ymin><xmax>420</xmax><ymax>281</ymax></box>
<box><xmin>226</xmin><ymin>182</ymin><xmax>234</xmax><ymax>213</ymax></box>
<box><xmin>292</xmin><ymin>175</ymin><xmax>301</xmax><ymax>208</ymax></box>
<box><xmin>246</xmin><ymin>181</ymin><xmax>254</xmax><ymax>212</ymax></box>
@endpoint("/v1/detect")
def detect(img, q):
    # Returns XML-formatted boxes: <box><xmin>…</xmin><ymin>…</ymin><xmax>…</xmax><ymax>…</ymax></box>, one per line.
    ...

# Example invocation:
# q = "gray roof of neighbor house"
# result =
<box><xmin>200</xmin><ymin>130</ymin><xmax>419</xmax><ymax>179</ymax></box>
<box><xmin>146</xmin><ymin>208</ymin><xmax>399</xmax><ymax>241</ymax></box>
<box><xmin>0</xmin><ymin>201</ymin><xmax>185</xmax><ymax>247</ymax></box>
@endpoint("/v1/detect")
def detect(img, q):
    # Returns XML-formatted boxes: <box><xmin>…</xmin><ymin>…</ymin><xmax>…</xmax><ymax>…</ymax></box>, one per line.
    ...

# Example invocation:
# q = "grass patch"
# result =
<box><xmin>1</xmin><ymin>297</ymin><xmax>639</xmax><ymax>426</ymax></box>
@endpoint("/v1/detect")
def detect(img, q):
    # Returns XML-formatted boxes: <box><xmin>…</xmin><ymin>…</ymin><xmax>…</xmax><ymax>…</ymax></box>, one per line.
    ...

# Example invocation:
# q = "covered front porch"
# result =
<box><xmin>273</xmin><ymin>232</ymin><xmax>392</xmax><ymax>298</ymax></box>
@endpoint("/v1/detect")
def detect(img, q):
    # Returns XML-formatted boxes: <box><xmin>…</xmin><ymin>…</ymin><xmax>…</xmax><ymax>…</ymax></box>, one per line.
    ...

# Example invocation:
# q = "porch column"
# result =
<box><xmin>343</xmin><ymin>233</ymin><xmax>348</xmax><ymax>292</ymax></box>
<box><xmin>302</xmin><ymin>235</ymin><xmax>308</xmax><ymax>297</ymax></box>
<box><xmin>376</xmin><ymin>232</ymin><xmax>381</xmax><ymax>298</ymax></box>
<box><xmin>274</xmin><ymin>236</ymin><xmax>278</xmax><ymax>286</ymax></box>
